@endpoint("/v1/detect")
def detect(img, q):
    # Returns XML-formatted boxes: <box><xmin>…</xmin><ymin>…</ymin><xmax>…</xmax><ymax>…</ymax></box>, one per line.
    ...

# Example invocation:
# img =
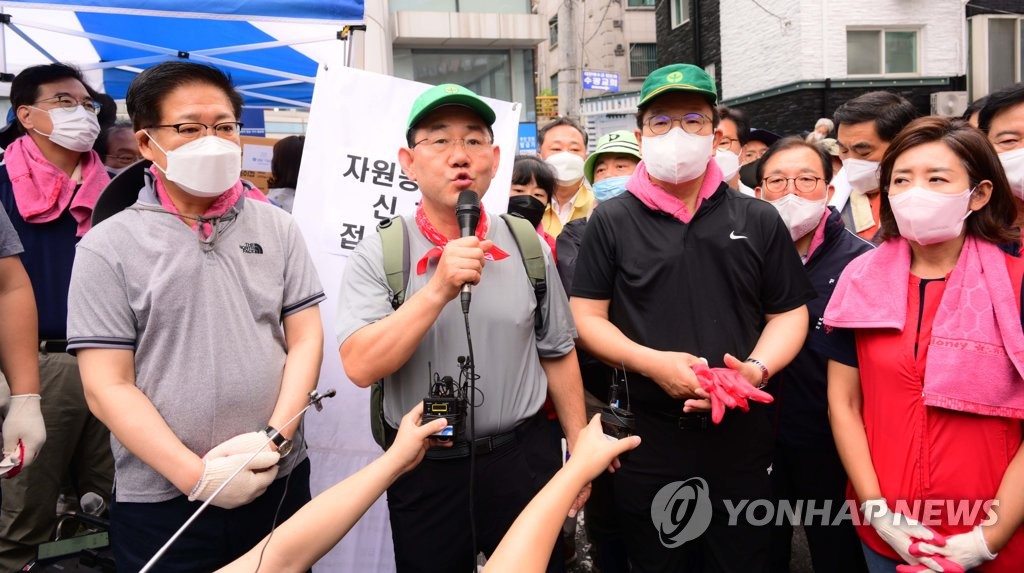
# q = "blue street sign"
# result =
<box><xmin>582</xmin><ymin>69</ymin><xmax>620</xmax><ymax>93</ymax></box>
<box><xmin>518</xmin><ymin>122</ymin><xmax>538</xmax><ymax>154</ymax></box>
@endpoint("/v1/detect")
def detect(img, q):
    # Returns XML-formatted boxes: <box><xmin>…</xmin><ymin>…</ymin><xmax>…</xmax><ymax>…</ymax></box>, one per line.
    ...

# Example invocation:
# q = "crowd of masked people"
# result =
<box><xmin>0</xmin><ymin>55</ymin><xmax>1023</xmax><ymax>573</ymax></box>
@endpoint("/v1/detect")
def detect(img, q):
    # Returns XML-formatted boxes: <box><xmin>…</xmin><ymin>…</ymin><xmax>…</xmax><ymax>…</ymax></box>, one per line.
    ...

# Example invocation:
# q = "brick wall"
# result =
<box><xmin>655</xmin><ymin>0</ymin><xmax>722</xmax><ymax>95</ymax></box>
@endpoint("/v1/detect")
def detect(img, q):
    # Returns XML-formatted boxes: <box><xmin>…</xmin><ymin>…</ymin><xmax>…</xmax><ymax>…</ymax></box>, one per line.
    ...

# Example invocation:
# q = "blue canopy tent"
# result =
<box><xmin>0</xmin><ymin>1</ymin><xmax>365</xmax><ymax>107</ymax></box>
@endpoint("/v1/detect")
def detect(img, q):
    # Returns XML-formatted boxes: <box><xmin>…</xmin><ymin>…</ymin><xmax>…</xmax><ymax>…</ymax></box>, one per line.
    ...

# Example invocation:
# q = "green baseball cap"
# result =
<box><xmin>406</xmin><ymin>83</ymin><xmax>496</xmax><ymax>131</ymax></box>
<box><xmin>638</xmin><ymin>64</ymin><xmax>718</xmax><ymax>107</ymax></box>
<box><xmin>583</xmin><ymin>130</ymin><xmax>642</xmax><ymax>184</ymax></box>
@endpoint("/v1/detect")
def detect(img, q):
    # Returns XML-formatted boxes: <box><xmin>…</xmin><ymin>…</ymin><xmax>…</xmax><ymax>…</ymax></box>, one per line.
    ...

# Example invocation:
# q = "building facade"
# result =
<box><xmin>655</xmin><ymin>0</ymin><xmax>1024</xmax><ymax>135</ymax></box>
<box><xmin>535</xmin><ymin>0</ymin><xmax>657</xmax><ymax>125</ymax></box>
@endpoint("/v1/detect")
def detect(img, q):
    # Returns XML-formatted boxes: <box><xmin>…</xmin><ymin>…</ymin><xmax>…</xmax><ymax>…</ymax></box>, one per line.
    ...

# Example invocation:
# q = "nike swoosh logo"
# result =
<box><xmin>729</xmin><ymin>231</ymin><xmax>748</xmax><ymax>240</ymax></box>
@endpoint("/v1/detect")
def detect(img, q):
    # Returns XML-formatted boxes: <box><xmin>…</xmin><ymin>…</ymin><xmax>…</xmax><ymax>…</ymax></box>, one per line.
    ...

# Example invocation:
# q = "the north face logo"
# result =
<box><xmin>240</xmin><ymin>243</ymin><xmax>264</xmax><ymax>254</ymax></box>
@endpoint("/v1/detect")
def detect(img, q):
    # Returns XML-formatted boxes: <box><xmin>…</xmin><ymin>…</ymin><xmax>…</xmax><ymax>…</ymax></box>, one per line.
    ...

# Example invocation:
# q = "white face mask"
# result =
<box><xmin>643</xmin><ymin>128</ymin><xmax>714</xmax><ymax>184</ymax></box>
<box><xmin>31</xmin><ymin>105</ymin><xmax>100</xmax><ymax>153</ymax></box>
<box><xmin>843</xmin><ymin>158</ymin><xmax>881</xmax><ymax>195</ymax></box>
<box><xmin>889</xmin><ymin>186</ymin><xmax>973</xmax><ymax>246</ymax></box>
<box><xmin>108</xmin><ymin>165</ymin><xmax>129</xmax><ymax>177</ymax></box>
<box><xmin>999</xmin><ymin>147</ymin><xmax>1024</xmax><ymax>201</ymax></box>
<box><xmin>768</xmin><ymin>194</ymin><xmax>827</xmax><ymax>242</ymax></box>
<box><xmin>545</xmin><ymin>151</ymin><xmax>585</xmax><ymax>186</ymax></box>
<box><xmin>147</xmin><ymin>134</ymin><xmax>242</xmax><ymax>198</ymax></box>
<box><xmin>714</xmin><ymin>149</ymin><xmax>741</xmax><ymax>181</ymax></box>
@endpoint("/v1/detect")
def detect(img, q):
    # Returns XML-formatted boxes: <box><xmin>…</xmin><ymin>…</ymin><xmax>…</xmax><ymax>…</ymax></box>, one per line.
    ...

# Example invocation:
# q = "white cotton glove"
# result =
<box><xmin>204</xmin><ymin>431</ymin><xmax>271</xmax><ymax>459</ymax></box>
<box><xmin>0</xmin><ymin>377</ymin><xmax>11</xmax><ymax>415</ymax></box>
<box><xmin>911</xmin><ymin>526</ymin><xmax>997</xmax><ymax>572</ymax></box>
<box><xmin>862</xmin><ymin>499</ymin><xmax>945</xmax><ymax>564</ymax></box>
<box><xmin>2</xmin><ymin>394</ymin><xmax>46</xmax><ymax>473</ymax></box>
<box><xmin>188</xmin><ymin>451</ymin><xmax>280</xmax><ymax>509</ymax></box>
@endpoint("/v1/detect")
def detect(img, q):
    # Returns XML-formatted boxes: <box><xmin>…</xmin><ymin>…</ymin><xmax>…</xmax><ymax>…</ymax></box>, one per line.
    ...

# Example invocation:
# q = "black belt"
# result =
<box><xmin>383</xmin><ymin>409</ymin><xmax>544</xmax><ymax>461</ymax></box>
<box><xmin>39</xmin><ymin>339</ymin><xmax>68</xmax><ymax>354</ymax></box>
<box><xmin>648</xmin><ymin>410</ymin><xmax>712</xmax><ymax>432</ymax></box>
<box><xmin>425</xmin><ymin>430</ymin><xmax>518</xmax><ymax>460</ymax></box>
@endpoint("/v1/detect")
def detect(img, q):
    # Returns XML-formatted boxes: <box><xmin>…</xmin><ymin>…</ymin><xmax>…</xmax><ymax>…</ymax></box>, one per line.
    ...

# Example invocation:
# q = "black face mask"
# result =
<box><xmin>507</xmin><ymin>195</ymin><xmax>546</xmax><ymax>228</ymax></box>
<box><xmin>739</xmin><ymin>159</ymin><xmax>762</xmax><ymax>189</ymax></box>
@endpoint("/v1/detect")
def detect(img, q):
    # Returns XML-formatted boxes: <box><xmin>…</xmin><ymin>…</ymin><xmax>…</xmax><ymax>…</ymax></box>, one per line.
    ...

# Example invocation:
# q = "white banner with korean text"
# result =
<box><xmin>292</xmin><ymin>56</ymin><xmax>522</xmax><ymax>572</ymax></box>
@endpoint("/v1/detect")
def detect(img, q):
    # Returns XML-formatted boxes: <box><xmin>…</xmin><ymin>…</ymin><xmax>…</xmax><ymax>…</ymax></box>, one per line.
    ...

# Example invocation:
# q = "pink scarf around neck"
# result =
<box><xmin>625</xmin><ymin>158</ymin><xmax>723</xmax><ymax>223</ymax></box>
<box><xmin>824</xmin><ymin>236</ymin><xmax>1024</xmax><ymax>419</ymax></box>
<box><xmin>149</xmin><ymin>164</ymin><xmax>269</xmax><ymax>234</ymax></box>
<box><xmin>5</xmin><ymin>135</ymin><xmax>110</xmax><ymax>237</ymax></box>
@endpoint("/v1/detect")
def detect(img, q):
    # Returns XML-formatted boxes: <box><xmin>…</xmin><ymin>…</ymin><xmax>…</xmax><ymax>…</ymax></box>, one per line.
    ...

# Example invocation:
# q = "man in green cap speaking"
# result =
<box><xmin>335</xmin><ymin>83</ymin><xmax>587</xmax><ymax>572</ymax></box>
<box><xmin>570</xmin><ymin>63</ymin><xmax>815</xmax><ymax>570</ymax></box>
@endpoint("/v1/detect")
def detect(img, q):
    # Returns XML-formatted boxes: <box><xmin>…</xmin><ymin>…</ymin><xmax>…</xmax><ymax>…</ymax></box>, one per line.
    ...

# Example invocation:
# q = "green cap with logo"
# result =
<box><xmin>638</xmin><ymin>64</ymin><xmax>718</xmax><ymax>107</ymax></box>
<box><xmin>583</xmin><ymin>130</ymin><xmax>642</xmax><ymax>184</ymax></box>
<box><xmin>406</xmin><ymin>83</ymin><xmax>496</xmax><ymax>131</ymax></box>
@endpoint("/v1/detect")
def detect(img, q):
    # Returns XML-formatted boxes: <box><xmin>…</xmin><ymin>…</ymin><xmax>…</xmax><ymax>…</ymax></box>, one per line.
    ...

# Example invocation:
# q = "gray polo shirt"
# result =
<box><xmin>67</xmin><ymin>179</ymin><xmax>325</xmax><ymax>503</ymax></box>
<box><xmin>335</xmin><ymin>212</ymin><xmax>576</xmax><ymax>437</ymax></box>
<box><xmin>0</xmin><ymin>208</ymin><xmax>22</xmax><ymax>257</ymax></box>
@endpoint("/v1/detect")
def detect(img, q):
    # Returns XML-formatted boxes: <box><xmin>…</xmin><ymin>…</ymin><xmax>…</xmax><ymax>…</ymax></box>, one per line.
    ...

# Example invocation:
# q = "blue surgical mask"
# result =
<box><xmin>592</xmin><ymin>175</ymin><xmax>631</xmax><ymax>202</ymax></box>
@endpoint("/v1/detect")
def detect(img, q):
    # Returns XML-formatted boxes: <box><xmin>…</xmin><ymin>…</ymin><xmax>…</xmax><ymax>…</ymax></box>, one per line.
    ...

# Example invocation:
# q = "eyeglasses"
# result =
<box><xmin>643</xmin><ymin>113</ymin><xmax>712</xmax><ymax>136</ymax></box>
<box><xmin>717</xmin><ymin>137</ymin><xmax>738</xmax><ymax>150</ymax></box>
<box><xmin>106</xmin><ymin>154</ymin><xmax>142</xmax><ymax>164</ymax></box>
<box><xmin>761</xmin><ymin>175</ymin><xmax>825</xmax><ymax>195</ymax></box>
<box><xmin>33</xmin><ymin>95</ymin><xmax>101</xmax><ymax>115</ymax></box>
<box><xmin>147</xmin><ymin>121</ymin><xmax>243</xmax><ymax>140</ymax></box>
<box><xmin>412</xmin><ymin>136</ymin><xmax>493</xmax><ymax>155</ymax></box>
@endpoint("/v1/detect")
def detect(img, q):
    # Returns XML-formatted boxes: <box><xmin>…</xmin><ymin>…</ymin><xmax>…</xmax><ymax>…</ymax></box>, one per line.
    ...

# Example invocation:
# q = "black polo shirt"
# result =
<box><xmin>572</xmin><ymin>183</ymin><xmax>816</xmax><ymax>414</ymax></box>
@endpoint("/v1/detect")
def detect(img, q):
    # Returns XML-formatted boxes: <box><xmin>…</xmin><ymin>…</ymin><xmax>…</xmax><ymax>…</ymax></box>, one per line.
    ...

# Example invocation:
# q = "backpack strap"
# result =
<box><xmin>370</xmin><ymin>216</ymin><xmax>410</xmax><ymax>451</ymax></box>
<box><xmin>378</xmin><ymin>216</ymin><xmax>410</xmax><ymax>310</ymax></box>
<box><xmin>501</xmin><ymin>212</ymin><xmax>548</xmax><ymax>333</ymax></box>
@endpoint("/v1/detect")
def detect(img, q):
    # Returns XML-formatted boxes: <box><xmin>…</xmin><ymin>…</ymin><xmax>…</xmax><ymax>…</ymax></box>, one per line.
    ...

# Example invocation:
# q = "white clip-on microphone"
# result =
<box><xmin>139</xmin><ymin>389</ymin><xmax>337</xmax><ymax>573</ymax></box>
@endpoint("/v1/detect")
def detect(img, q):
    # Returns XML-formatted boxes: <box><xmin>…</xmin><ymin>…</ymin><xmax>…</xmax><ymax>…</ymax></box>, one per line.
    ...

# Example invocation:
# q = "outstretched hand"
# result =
<box><xmin>565</xmin><ymin>415</ymin><xmax>641</xmax><ymax>481</ymax></box>
<box><xmin>385</xmin><ymin>402</ymin><xmax>452</xmax><ymax>476</ymax></box>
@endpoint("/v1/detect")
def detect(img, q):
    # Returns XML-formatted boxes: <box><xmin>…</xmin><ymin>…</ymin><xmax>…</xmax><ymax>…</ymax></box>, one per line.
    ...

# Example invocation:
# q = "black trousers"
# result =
<box><xmin>110</xmin><ymin>458</ymin><xmax>311</xmax><ymax>572</ymax></box>
<box><xmin>769</xmin><ymin>442</ymin><xmax>868</xmax><ymax>573</ymax></box>
<box><xmin>614</xmin><ymin>406</ymin><xmax>775</xmax><ymax>573</ymax></box>
<box><xmin>386</xmin><ymin>412</ymin><xmax>564</xmax><ymax>573</ymax></box>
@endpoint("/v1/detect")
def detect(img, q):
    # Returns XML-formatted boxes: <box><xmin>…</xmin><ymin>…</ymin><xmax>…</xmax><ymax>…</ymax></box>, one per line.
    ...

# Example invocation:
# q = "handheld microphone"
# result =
<box><xmin>455</xmin><ymin>190</ymin><xmax>481</xmax><ymax>313</ymax></box>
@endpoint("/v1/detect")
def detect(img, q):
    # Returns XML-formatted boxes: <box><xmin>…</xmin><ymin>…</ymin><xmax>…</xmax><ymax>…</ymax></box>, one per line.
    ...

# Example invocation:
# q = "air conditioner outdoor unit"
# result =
<box><xmin>612</xmin><ymin>19</ymin><xmax>622</xmax><ymax>28</ymax></box>
<box><xmin>930</xmin><ymin>91</ymin><xmax>968</xmax><ymax>117</ymax></box>
<box><xmin>614</xmin><ymin>44</ymin><xmax>625</xmax><ymax>56</ymax></box>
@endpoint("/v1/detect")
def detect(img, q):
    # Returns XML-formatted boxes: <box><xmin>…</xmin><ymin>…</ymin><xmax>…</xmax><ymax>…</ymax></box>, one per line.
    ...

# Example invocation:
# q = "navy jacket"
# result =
<box><xmin>774</xmin><ymin>207</ymin><xmax>874</xmax><ymax>449</ymax></box>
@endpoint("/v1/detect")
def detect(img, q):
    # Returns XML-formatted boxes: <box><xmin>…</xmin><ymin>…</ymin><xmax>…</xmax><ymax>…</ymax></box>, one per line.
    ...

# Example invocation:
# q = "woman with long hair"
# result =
<box><xmin>825</xmin><ymin>116</ymin><xmax>1024</xmax><ymax>572</ymax></box>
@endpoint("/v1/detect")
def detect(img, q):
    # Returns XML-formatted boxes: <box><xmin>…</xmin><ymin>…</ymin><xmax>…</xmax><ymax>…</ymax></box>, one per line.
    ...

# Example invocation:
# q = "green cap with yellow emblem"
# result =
<box><xmin>638</xmin><ymin>64</ymin><xmax>717</xmax><ymax>107</ymax></box>
<box><xmin>406</xmin><ymin>83</ymin><xmax>496</xmax><ymax>131</ymax></box>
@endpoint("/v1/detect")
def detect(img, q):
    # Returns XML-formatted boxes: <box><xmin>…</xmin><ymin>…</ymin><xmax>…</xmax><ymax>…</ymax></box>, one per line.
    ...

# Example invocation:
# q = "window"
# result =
<box><xmin>671</xmin><ymin>0</ymin><xmax>690</xmax><ymax>28</ymax></box>
<box><xmin>408</xmin><ymin>50</ymin><xmax>512</xmax><ymax>102</ymax></box>
<box><xmin>847</xmin><ymin>29</ymin><xmax>918</xmax><ymax>75</ymax></box>
<box><xmin>988</xmin><ymin>18</ymin><xmax>1019</xmax><ymax>92</ymax></box>
<box><xmin>627</xmin><ymin>0</ymin><xmax>655</xmax><ymax>7</ymax></box>
<box><xmin>629</xmin><ymin>43</ymin><xmax>658</xmax><ymax>78</ymax></box>
<box><xmin>550</xmin><ymin>73</ymin><xmax>559</xmax><ymax>97</ymax></box>
<box><xmin>969</xmin><ymin>16</ymin><xmax>1024</xmax><ymax>96</ymax></box>
<box><xmin>549</xmin><ymin>16</ymin><xmax>558</xmax><ymax>47</ymax></box>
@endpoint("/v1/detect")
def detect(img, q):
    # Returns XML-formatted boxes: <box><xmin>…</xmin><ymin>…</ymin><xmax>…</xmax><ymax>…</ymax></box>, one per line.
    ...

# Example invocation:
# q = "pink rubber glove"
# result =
<box><xmin>713</xmin><ymin>368</ymin><xmax>774</xmax><ymax>409</ymax></box>
<box><xmin>692</xmin><ymin>364</ymin><xmax>726</xmax><ymax>423</ymax></box>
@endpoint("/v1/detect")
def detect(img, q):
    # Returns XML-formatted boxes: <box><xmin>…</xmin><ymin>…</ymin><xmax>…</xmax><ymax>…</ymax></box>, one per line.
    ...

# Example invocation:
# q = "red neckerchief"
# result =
<box><xmin>415</xmin><ymin>203</ymin><xmax>509</xmax><ymax>275</ymax></box>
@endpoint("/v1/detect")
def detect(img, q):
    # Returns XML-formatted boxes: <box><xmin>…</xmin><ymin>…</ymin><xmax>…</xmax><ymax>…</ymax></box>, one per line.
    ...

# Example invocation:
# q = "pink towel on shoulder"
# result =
<box><xmin>626</xmin><ymin>158</ymin><xmax>723</xmax><ymax>223</ymax></box>
<box><xmin>5</xmin><ymin>135</ymin><xmax>110</xmax><ymax>237</ymax></box>
<box><xmin>824</xmin><ymin>237</ymin><xmax>1024</xmax><ymax>419</ymax></box>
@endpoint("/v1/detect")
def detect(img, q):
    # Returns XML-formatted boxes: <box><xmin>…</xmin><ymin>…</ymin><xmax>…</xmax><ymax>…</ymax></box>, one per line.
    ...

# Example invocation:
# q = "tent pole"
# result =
<box><xmin>7</xmin><ymin>23</ymin><xmax>57</xmax><ymax>63</ymax></box>
<box><xmin>0</xmin><ymin>9</ymin><xmax>6</xmax><ymax>75</ymax></box>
